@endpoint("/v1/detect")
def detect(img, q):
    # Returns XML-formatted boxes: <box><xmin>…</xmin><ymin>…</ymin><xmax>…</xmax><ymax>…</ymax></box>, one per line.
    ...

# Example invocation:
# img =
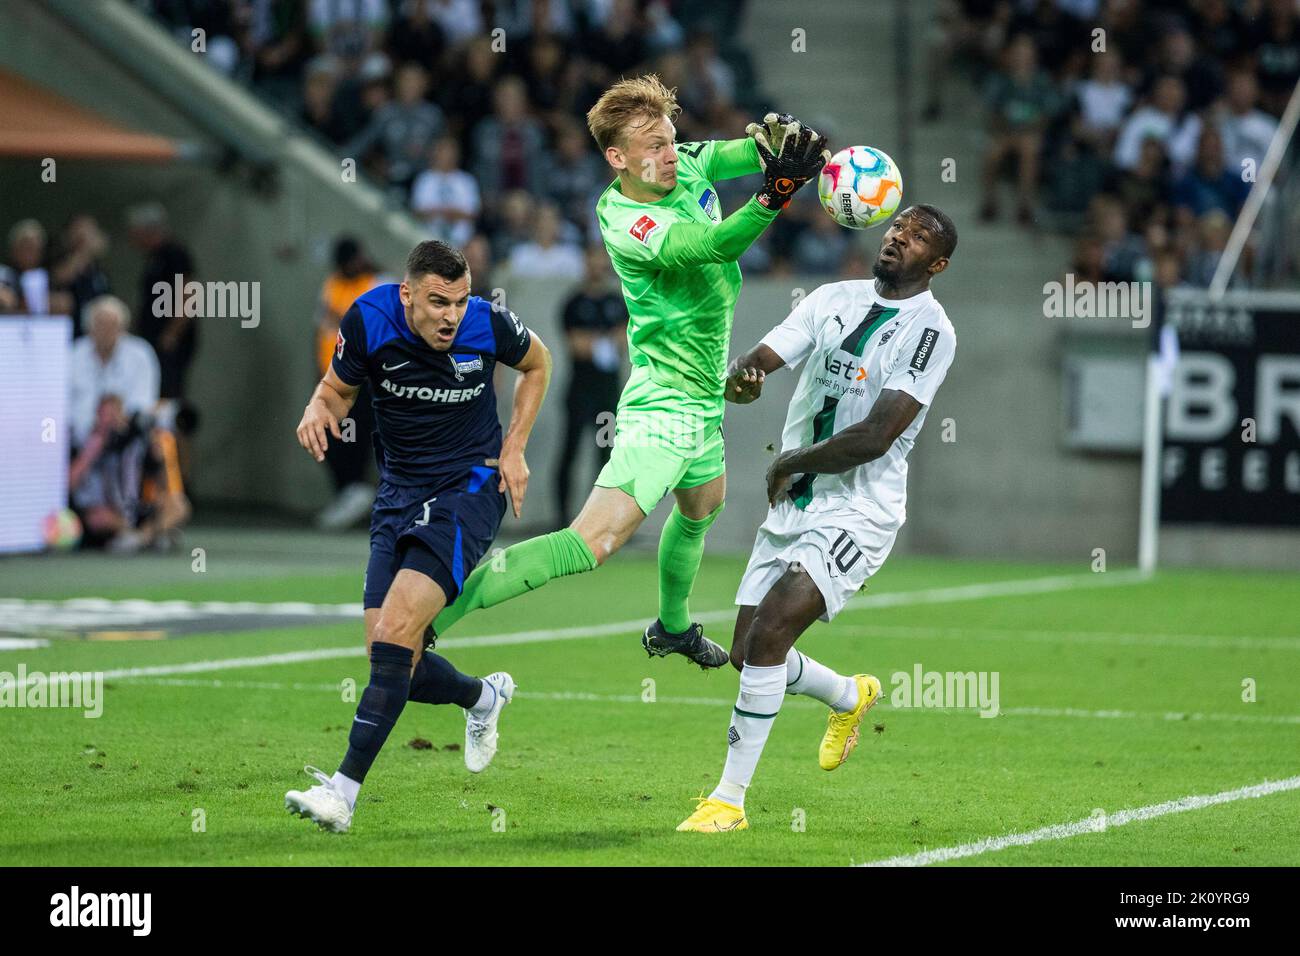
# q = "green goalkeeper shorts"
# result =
<box><xmin>594</xmin><ymin>365</ymin><xmax>726</xmax><ymax>515</ymax></box>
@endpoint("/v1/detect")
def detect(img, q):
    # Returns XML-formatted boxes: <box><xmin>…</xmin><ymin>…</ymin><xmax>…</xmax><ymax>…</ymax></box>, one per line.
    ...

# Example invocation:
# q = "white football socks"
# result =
<box><xmin>785</xmin><ymin>648</ymin><xmax>858</xmax><ymax>712</ymax></box>
<box><xmin>711</xmin><ymin>662</ymin><xmax>786</xmax><ymax>809</ymax></box>
<box><xmin>466</xmin><ymin>678</ymin><xmax>496</xmax><ymax>719</ymax></box>
<box><xmin>331</xmin><ymin>771</ymin><xmax>360</xmax><ymax>810</ymax></box>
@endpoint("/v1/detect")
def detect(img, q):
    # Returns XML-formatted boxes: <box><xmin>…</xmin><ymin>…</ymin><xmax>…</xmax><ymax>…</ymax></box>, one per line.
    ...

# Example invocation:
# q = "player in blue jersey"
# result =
<box><xmin>284</xmin><ymin>240</ymin><xmax>551</xmax><ymax>832</ymax></box>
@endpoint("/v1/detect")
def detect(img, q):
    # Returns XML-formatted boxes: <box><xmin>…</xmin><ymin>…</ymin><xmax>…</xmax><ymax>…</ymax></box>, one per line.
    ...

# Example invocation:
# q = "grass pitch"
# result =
<box><xmin>2</xmin><ymin>529</ymin><xmax>1298</xmax><ymax>866</ymax></box>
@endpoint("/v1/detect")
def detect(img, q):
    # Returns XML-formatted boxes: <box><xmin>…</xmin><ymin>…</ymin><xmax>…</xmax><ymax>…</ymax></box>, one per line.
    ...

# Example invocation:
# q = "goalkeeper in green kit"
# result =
<box><xmin>433</xmin><ymin>74</ymin><xmax>829</xmax><ymax>667</ymax></box>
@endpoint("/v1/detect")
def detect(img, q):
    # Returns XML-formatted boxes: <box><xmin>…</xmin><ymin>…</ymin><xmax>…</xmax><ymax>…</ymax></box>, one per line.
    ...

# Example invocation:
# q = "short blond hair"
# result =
<box><xmin>585</xmin><ymin>74</ymin><xmax>680</xmax><ymax>153</ymax></box>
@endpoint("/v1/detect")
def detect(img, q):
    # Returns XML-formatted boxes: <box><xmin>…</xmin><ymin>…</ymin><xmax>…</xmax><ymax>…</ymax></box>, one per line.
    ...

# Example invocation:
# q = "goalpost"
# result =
<box><xmin>1138</xmin><ymin>78</ymin><xmax>1300</xmax><ymax>573</ymax></box>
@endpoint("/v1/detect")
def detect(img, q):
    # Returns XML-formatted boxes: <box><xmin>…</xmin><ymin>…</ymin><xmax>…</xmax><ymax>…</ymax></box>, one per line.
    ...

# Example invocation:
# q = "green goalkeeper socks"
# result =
<box><xmin>433</xmin><ymin>528</ymin><xmax>598</xmax><ymax>635</ymax></box>
<box><xmin>657</xmin><ymin>503</ymin><xmax>723</xmax><ymax>634</ymax></box>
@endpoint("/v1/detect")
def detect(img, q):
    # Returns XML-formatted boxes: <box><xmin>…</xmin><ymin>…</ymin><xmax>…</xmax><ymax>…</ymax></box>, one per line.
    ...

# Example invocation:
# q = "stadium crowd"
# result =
<box><xmin>930</xmin><ymin>0</ymin><xmax>1296</xmax><ymax>287</ymax></box>
<box><xmin>1</xmin><ymin>209</ymin><xmax>196</xmax><ymax>552</ymax></box>
<box><xmin>139</xmin><ymin>0</ymin><xmax>868</xmax><ymax>279</ymax></box>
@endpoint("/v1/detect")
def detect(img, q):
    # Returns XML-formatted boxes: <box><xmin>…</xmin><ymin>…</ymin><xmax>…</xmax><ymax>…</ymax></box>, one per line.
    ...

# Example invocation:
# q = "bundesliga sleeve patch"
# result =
<box><xmin>335</xmin><ymin>329</ymin><xmax>346</xmax><ymax>360</ymax></box>
<box><xmin>910</xmin><ymin>327</ymin><xmax>939</xmax><ymax>372</ymax></box>
<box><xmin>629</xmin><ymin>214</ymin><xmax>659</xmax><ymax>244</ymax></box>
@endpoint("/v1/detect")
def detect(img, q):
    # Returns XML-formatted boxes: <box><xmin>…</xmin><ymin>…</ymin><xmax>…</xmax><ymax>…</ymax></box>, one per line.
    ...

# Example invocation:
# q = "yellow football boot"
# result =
<box><xmin>818</xmin><ymin>674</ymin><xmax>881</xmax><ymax>771</ymax></box>
<box><xmin>676</xmin><ymin>796</ymin><xmax>749</xmax><ymax>832</ymax></box>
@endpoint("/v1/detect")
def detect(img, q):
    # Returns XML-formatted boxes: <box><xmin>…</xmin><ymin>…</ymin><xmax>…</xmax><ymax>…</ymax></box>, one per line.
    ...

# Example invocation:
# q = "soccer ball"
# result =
<box><xmin>817</xmin><ymin>146</ymin><xmax>902</xmax><ymax>229</ymax></box>
<box><xmin>44</xmin><ymin>508</ymin><xmax>83</xmax><ymax>551</ymax></box>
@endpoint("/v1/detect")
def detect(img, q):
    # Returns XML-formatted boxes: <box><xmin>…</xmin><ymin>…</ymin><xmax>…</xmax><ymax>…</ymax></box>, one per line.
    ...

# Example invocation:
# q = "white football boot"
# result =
<box><xmin>464</xmin><ymin>672</ymin><xmax>515</xmax><ymax>773</ymax></box>
<box><xmin>285</xmin><ymin>766</ymin><xmax>353</xmax><ymax>832</ymax></box>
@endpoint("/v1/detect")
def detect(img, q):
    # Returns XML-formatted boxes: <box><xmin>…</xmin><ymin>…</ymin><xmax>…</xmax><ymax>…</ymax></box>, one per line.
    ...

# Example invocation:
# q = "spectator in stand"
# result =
<box><xmin>411</xmin><ymin>136</ymin><xmax>481</xmax><ymax>246</ymax></box>
<box><xmin>792</xmin><ymin>206</ymin><xmax>853</xmax><ymax>276</ymax></box>
<box><xmin>1089</xmin><ymin>192</ymin><xmax>1150</xmax><ymax>282</ymax></box>
<box><xmin>538</xmin><ymin>119</ymin><xmax>606</xmax><ymax>230</ymax></box>
<box><xmin>471</xmin><ymin>76</ymin><xmax>546</xmax><ymax>210</ymax></box>
<box><xmin>438</xmin><ymin>36</ymin><xmax>500</xmax><ymax>153</ymax></box>
<box><xmin>980</xmin><ymin>33</ymin><xmax>1060</xmax><ymax>225</ymax></box>
<box><xmin>308</xmin><ymin>0</ymin><xmax>388</xmax><ymax>64</ymax></box>
<box><xmin>0</xmin><ymin>219</ymin><xmax>51</xmax><ymax>314</ymax></box>
<box><xmin>1171</xmin><ymin>124</ymin><xmax>1251</xmax><ymax>223</ymax></box>
<box><xmin>1148</xmin><ymin>25</ymin><xmax>1223</xmax><ymax>112</ymax></box>
<box><xmin>680</xmin><ymin>31</ymin><xmax>736</xmax><ymax>119</ymax></box>
<box><xmin>463</xmin><ymin>233</ymin><xmax>494</xmax><ymax>296</ymax></box>
<box><xmin>1252</xmin><ymin>0</ymin><xmax>1300</xmax><ymax>117</ymax></box>
<box><xmin>491</xmin><ymin>189</ymin><xmax>537</xmax><ymax>263</ymax></box>
<box><xmin>1193</xmin><ymin>0</ymin><xmax>1248</xmax><ymax>63</ymax></box>
<box><xmin>506</xmin><ymin>203</ymin><xmax>584</xmax><ymax>281</ymax></box>
<box><xmin>129</xmin><ymin>202</ymin><xmax>198</xmax><ymax>402</ymax></box>
<box><xmin>922</xmin><ymin>0</ymin><xmax>1012</xmax><ymax>122</ymax></box>
<box><xmin>346</xmin><ymin>62</ymin><xmax>445</xmax><ymax>195</ymax></box>
<box><xmin>1113</xmin><ymin>74</ymin><xmax>1201</xmax><ymax>174</ymax></box>
<box><xmin>580</xmin><ymin>0</ymin><xmax>647</xmax><ymax>83</ymax></box>
<box><xmin>422</xmin><ymin>0</ymin><xmax>484</xmax><ymax>50</ymax></box>
<box><xmin>387</xmin><ymin>0</ymin><xmax>446</xmax><ymax>72</ymax></box>
<box><xmin>1102</xmin><ymin>137</ymin><xmax>1172</xmax><ymax>233</ymax></box>
<box><xmin>69</xmin><ymin>394</ymin><xmax>190</xmax><ymax>553</ymax></box>
<box><xmin>519</xmin><ymin>32</ymin><xmax>571</xmax><ymax>119</ymax></box>
<box><xmin>247</xmin><ymin>0</ymin><xmax>311</xmax><ymax>105</ymax></box>
<box><xmin>69</xmin><ymin>295</ymin><xmax>160</xmax><ymax>447</ymax></box>
<box><xmin>1071</xmin><ymin>233</ymin><xmax>1107</xmax><ymax>285</ymax></box>
<box><xmin>314</xmin><ymin>236</ymin><xmax>380</xmax><ymax>530</ymax></box>
<box><xmin>553</xmin><ymin>245</ymin><xmax>627</xmax><ymax>526</ymax></box>
<box><xmin>50</xmin><ymin>215</ymin><xmax>112</xmax><ymax>331</ymax></box>
<box><xmin>331</xmin><ymin>53</ymin><xmax>393</xmax><ymax>146</ymax></box>
<box><xmin>1185</xmin><ymin>208</ymin><xmax>1236</xmax><ymax>287</ymax></box>
<box><xmin>300</xmin><ymin>54</ymin><xmax>347</xmax><ymax>142</ymax></box>
<box><xmin>1217</xmin><ymin>69</ymin><xmax>1280</xmax><ymax>175</ymax></box>
<box><xmin>1071</xmin><ymin>50</ymin><xmax>1132</xmax><ymax>154</ymax></box>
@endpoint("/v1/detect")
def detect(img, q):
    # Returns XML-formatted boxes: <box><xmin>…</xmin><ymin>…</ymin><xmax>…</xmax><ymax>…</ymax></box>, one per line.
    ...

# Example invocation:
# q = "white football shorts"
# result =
<box><xmin>735</xmin><ymin>499</ymin><xmax>899</xmax><ymax>621</ymax></box>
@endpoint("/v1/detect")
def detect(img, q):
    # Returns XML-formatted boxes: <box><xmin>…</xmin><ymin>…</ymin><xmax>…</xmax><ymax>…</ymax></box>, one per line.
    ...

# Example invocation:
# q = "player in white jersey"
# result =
<box><xmin>678</xmin><ymin>204</ymin><xmax>958</xmax><ymax>832</ymax></box>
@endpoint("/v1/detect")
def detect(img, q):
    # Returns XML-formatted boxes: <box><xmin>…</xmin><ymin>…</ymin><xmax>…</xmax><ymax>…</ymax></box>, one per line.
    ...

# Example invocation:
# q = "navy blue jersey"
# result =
<box><xmin>331</xmin><ymin>284</ymin><xmax>532</xmax><ymax>486</ymax></box>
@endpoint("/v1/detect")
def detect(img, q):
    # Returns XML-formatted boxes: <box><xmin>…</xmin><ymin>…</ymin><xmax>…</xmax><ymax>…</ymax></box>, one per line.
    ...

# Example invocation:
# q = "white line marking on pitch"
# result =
<box><xmin>108</xmin><ymin>679</ymin><xmax>1300</xmax><ymax>726</ymax></box>
<box><xmin>0</xmin><ymin>638</ymin><xmax>49</xmax><ymax>650</ymax></box>
<box><xmin>3</xmin><ymin>571</ymin><xmax>1153</xmax><ymax>685</ymax></box>
<box><xmin>844</xmin><ymin>624</ymin><xmax>1300</xmax><ymax>652</ymax></box>
<box><xmin>861</xmin><ymin>774</ymin><xmax>1300</xmax><ymax>867</ymax></box>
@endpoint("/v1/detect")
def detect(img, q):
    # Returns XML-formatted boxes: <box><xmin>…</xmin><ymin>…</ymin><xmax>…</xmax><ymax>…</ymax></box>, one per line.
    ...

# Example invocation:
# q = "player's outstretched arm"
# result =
<box><xmin>724</xmin><ymin>343</ymin><xmax>786</xmax><ymax>404</ymax></box>
<box><xmin>704</xmin><ymin>137</ymin><xmax>762</xmax><ymax>182</ymax></box>
<box><xmin>296</xmin><ymin>366</ymin><xmax>358</xmax><ymax>463</ymax></box>
<box><xmin>765</xmin><ymin>389</ymin><xmax>921</xmax><ymax>504</ymax></box>
<box><xmin>494</xmin><ymin>331</ymin><xmax>552</xmax><ymax>519</ymax></box>
<box><xmin>625</xmin><ymin>125</ymin><xmax>828</xmax><ymax>271</ymax></box>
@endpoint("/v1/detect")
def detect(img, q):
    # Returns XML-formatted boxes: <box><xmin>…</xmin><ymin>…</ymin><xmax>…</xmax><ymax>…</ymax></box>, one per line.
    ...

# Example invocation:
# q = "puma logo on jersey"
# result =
<box><xmin>830</xmin><ymin>315</ymin><xmax>845</xmax><ymax>332</ymax></box>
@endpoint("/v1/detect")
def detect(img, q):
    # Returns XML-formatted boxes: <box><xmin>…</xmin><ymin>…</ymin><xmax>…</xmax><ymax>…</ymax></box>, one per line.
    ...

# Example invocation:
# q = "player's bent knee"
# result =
<box><xmin>371</xmin><ymin>608</ymin><xmax>424</xmax><ymax>653</ymax></box>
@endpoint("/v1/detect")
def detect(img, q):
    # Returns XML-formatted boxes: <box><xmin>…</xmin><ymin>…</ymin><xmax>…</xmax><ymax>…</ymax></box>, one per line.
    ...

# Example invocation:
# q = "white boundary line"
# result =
<box><xmin>861</xmin><ymin>774</ymin><xmax>1300</xmax><ymax>867</ymax></box>
<box><xmin>0</xmin><ymin>569</ymin><xmax>1150</xmax><ymax>636</ymax></box>
<box><xmin>107</xmin><ymin>678</ymin><xmax>1300</xmax><ymax>726</ymax></box>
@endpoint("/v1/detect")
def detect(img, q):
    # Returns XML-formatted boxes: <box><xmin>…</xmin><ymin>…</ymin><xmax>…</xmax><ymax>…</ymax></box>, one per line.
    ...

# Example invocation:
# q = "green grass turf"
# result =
<box><xmin>1</xmin><ymin>549</ymin><xmax>1298</xmax><ymax>866</ymax></box>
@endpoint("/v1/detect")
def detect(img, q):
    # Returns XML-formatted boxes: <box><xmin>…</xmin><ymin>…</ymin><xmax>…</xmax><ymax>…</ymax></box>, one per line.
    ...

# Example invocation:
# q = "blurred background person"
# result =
<box><xmin>505</xmin><ymin>202</ymin><xmax>583</xmax><ymax>281</ymax></box>
<box><xmin>0</xmin><ymin>219</ymin><xmax>52</xmax><ymax>314</ymax></box>
<box><xmin>69</xmin><ymin>394</ymin><xmax>190</xmax><ymax>553</ymax></box>
<box><xmin>50</xmin><ymin>215</ymin><xmax>112</xmax><ymax>332</ymax></box>
<box><xmin>69</xmin><ymin>295</ymin><xmax>160</xmax><ymax>448</ymax></box>
<box><xmin>552</xmin><ymin>245</ymin><xmax>627</xmax><ymax>526</ymax></box>
<box><xmin>410</xmin><ymin>135</ymin><xmax>481</xmax><ymax>246</ymax></box>
<box><xmin>314</xmin><ymin>235</ymin><xmax>380</xmax><ymax>529</ymax></box>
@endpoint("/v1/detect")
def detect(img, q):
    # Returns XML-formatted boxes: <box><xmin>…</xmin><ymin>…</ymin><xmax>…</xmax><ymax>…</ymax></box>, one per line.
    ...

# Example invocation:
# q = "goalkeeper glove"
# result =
<box><xmin>751</xmin><ymin>117</ymin><xmax>830</xmax><ymax>210</ymax></box>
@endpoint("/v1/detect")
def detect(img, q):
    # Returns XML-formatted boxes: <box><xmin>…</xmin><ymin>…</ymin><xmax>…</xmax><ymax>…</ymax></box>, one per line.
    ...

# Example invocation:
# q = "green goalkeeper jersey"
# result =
<box><xmin>596</xmin><ymin>137</ymin><xmax>776</xmax><ymax>400</ymax></box>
